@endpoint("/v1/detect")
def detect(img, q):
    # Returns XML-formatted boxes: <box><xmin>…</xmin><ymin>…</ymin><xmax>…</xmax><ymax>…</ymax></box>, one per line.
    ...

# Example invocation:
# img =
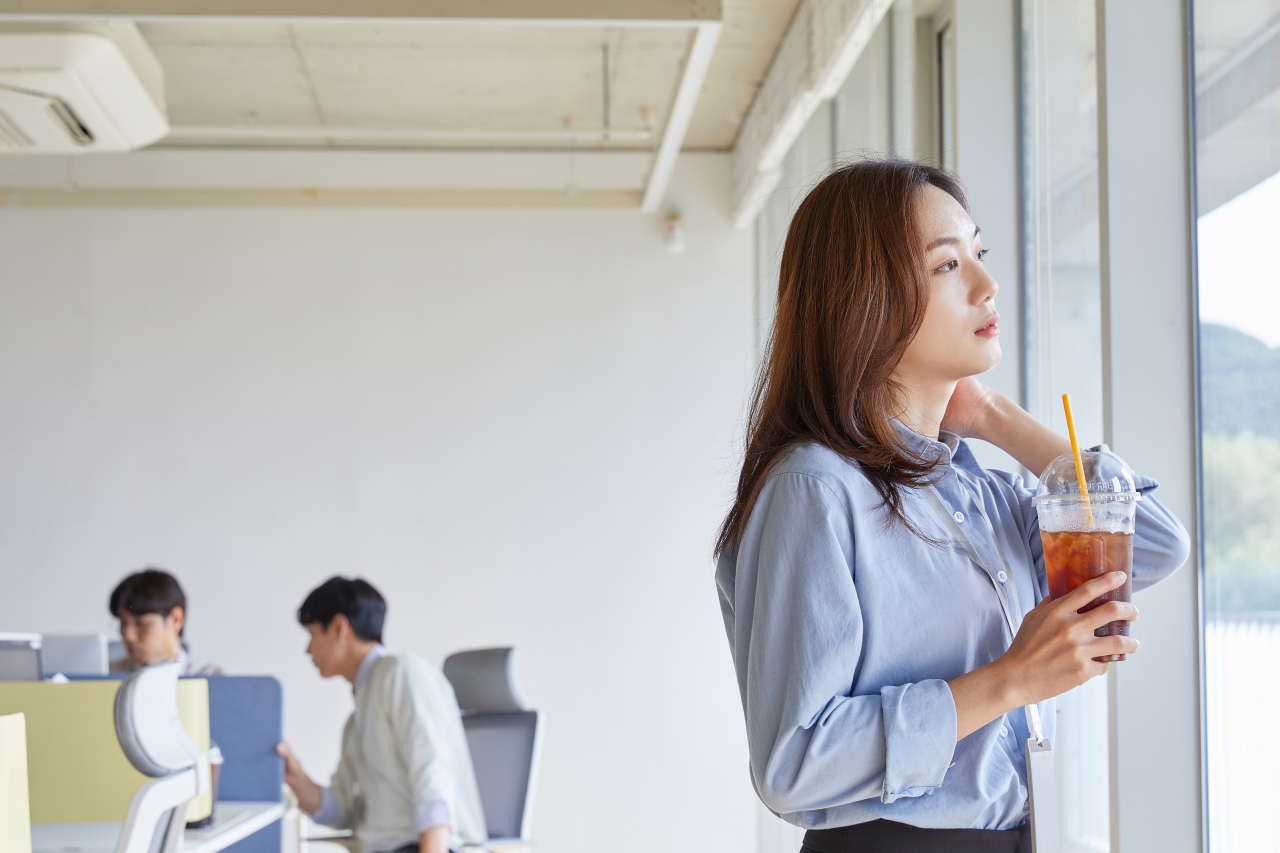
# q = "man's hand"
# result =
<box><xmin>419</xmin><ymin>825</ymin><xmax>451</xmax><ymax>853</ymax></box>
<box><xmin>277</xmin><ymin>742</ymin><xmax>324</xmax><ymax>815</ymax></box>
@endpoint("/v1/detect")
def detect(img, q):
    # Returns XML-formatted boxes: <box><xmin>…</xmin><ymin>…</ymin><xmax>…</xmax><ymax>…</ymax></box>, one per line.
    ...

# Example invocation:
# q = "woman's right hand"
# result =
<box><xmin>948</xmin><ymin>571</ymin><xmax>1138</xmax><ymax>741</ymax></box>
<box><xmin>1000</xmin><ymin>572</ymin><xmax>1139</xmax><ymax>705</ymax></box>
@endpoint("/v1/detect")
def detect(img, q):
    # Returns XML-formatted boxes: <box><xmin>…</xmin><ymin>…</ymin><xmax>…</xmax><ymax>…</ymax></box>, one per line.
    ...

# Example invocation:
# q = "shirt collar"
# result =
<box><xmin>890</xmin><ymin>419</ymin><xmax>959</xmax><ymax>465</ymax></box>
<box><xmin>353</xmin><ymin>644</ymin><xmax>387</xmax><ymax>694</ymax></box>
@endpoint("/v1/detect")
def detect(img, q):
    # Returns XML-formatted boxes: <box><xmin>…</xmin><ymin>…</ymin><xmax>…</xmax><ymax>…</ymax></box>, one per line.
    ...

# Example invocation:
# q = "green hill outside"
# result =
<box><xmin>1200</xmin><ymin>322</ymin><xmax>1280</xmax><ymax>614</ymax></box>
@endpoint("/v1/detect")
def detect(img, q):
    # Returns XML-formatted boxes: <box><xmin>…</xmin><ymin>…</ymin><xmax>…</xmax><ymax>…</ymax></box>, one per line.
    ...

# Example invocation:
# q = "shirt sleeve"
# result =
<box><xmin>1103</xmin><ymin>450</ymin><xmax>1192</xmax><ymax>592</ymax></box>
<box><xmin>310</xmin><ymin>786</ymin><xmax>344</xmax><ymax>827</ymax></box>
<box><xmin>414</xmin><ymin>800</ymin><xmax>453</xmax><ymax>834</ymax></box>
<box><xmin>727</xmin><ymin>471</ymin><xmax>958</xmax><ymax>816</ymax></box>
<box><xmin>382</xmin><ymin>660</ymin><xmax>460</xmax><ymax>831</ymax></box>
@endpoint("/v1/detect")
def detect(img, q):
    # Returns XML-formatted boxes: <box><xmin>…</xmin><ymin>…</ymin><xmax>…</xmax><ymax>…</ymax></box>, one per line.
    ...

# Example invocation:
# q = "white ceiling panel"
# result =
<box><xmin>91</xmin><ymin>1</ymin><xmax>798</xmax><ymax>152</ymax></box>
<box><xmin>141</xmin><ymin>21</ymin><xmax>688</xmax><ymax>148</ymax></box>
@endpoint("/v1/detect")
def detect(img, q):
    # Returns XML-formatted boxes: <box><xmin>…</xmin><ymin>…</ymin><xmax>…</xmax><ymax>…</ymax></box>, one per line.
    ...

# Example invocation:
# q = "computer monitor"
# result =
<box><xmin>41</xmin><ymin>634</ymin><xmax>109</xmax><ymax>676</ymax></box>
<box><xmin>0</xmin><ymin>633</ymin><xmax>42</xmax><ymax>680</ymax></box>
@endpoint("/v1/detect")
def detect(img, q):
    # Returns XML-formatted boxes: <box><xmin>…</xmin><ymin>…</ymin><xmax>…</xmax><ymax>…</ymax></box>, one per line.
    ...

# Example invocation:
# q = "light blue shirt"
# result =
<box><xmin>715</xmin><ymin>425</ymin><xmax>1190</xmax><ymax>831</ymax></box>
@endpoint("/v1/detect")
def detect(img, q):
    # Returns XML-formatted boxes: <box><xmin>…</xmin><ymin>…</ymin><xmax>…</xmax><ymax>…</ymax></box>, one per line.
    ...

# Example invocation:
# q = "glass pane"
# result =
<box><xmin>1193</xmin><ymin>1</ymin><xmax>1280</xmax><ymax>850</ymax></box>
<box><xmin>1019</xmin><ymin>0</ymin><xmax>1111</xmax><ymax>849</ymax></box>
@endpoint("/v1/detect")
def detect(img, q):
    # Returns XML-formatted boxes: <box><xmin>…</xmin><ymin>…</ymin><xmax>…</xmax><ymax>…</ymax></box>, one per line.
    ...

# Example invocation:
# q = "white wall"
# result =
<box><xmin>0</xmin><ymin>154</ymin><xmax>758</xmax><ymax>853</ymax></box>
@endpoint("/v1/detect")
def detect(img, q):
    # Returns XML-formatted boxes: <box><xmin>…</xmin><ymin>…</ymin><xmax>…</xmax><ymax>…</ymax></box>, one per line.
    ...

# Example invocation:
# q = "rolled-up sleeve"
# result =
<box><xmin>727</xmin><ymin>472</ymin><xmax>957</xmax><ymax>815</ymax></box>
<box><xmin>310</xmin><ymin>786</ymin><xmax>344</xmax><ymax>827</ymax></box>
<box><xmin>1124</xmin><ymin>485</ymin><xmax>1192</xmax><ymax>593</ymax></box>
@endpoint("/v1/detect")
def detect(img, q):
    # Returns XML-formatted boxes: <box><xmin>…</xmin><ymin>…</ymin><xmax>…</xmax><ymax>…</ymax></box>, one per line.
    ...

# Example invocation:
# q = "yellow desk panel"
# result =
<box><xmin>0</xmin><ymin>681</ymin><xmax>211</xmax><ymax>824</ymax></box>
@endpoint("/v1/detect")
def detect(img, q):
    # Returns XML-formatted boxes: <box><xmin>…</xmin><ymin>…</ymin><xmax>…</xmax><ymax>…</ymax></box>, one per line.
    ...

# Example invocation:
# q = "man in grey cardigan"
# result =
<box><xmin>277</xmin><ymin>577</ymin><xmax>486</xmax><ymax>853</ymax></box>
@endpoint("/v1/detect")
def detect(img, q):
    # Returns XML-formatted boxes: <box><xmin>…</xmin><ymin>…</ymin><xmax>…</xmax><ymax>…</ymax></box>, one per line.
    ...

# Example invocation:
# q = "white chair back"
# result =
<box><xmin>112</xmin><ymin>662</ymin><xmax>207</xmax><ymax>853</ymax></box>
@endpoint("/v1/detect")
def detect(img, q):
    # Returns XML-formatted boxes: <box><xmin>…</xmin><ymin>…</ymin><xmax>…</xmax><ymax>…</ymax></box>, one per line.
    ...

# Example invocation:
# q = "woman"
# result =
<box><xmin>714</xmin><ymin>160</ymin><xmax>1189</xmax><ymax>851</ymax></box>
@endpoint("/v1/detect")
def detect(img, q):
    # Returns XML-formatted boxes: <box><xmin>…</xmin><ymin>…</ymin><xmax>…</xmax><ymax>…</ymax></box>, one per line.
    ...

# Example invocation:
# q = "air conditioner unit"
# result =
<box><xmin>0</xmin><ymin>26</ymin><xmax>168</xmax><ymax>154</ymax></box>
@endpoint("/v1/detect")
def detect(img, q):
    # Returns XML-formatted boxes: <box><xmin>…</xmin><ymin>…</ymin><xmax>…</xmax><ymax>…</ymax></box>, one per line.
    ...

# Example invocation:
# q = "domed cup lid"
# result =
<box><xmin>1033</xmin><ymin>449</ymin><xmax>1139</xmax><ymax>501</ymax></box>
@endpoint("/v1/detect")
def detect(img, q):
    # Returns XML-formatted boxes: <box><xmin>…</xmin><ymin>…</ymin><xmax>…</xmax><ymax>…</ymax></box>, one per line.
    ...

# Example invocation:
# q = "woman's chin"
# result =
<box><xmin>973</xmin><ymin>340</ymin><xmax>1002</xmax><ymax>372</ymax></box>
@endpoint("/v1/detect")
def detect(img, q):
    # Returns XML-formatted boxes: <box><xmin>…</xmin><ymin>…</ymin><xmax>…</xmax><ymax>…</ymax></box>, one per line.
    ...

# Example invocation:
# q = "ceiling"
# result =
<box><xmin>134</xmin><ymin>0</ymin><xmax>801</xmax><ymax>152</ymax></box>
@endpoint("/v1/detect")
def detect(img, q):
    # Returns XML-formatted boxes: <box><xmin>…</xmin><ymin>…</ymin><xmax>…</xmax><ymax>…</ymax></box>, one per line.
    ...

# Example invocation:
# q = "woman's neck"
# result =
<box><xmin>894</xmin><ymin>376</ymin><xmax>957</xmax><ymax>440</ymax></box>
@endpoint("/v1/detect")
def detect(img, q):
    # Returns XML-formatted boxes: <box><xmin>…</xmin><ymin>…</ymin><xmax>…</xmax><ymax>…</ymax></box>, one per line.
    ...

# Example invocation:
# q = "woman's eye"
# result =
<box><xmin>934</xmin><ymin>259</ymin><xmax>959</xmax><ymax>273</ymax></box>
<box><xmin>977</xmin><ymin>248</ymin><xmax>990</xmax><ymax>261</ymax></box>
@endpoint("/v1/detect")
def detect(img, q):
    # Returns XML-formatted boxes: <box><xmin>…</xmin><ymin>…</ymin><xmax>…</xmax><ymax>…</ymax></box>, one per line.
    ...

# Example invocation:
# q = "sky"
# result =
<box><xmin>1198</xmin><ymin>168</ymin><xmax>1280</xmax><ymax>348</ymax></box>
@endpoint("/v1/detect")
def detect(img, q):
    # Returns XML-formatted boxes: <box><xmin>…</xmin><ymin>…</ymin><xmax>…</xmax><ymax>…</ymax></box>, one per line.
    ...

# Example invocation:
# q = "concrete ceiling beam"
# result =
<box><xmin>729</xmin><ymin>0</ymin><xmax>893</xmax><ymax>227</ymax></box>
<box><xmin>0</xmin><ymin>0</ymin><xmax>720</xmax><ymax>25</ymax></box>
<box><xmin>641</xmin><ymin>20</ymin><xmax>719</xmax><ymax>213</ymax></box>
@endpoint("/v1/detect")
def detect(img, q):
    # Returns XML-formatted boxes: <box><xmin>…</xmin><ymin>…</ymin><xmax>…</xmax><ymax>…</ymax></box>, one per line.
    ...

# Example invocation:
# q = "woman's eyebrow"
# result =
<box><xmin>926</xmin><ymin>225</ymin><xmax>981</xmax><ymax>251</ymax></box>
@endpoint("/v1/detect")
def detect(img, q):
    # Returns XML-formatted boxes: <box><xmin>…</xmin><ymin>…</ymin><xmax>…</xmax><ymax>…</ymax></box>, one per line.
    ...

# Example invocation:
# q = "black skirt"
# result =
<box><xmin>801</xmin><ymin>819</ymin><xmax>1031</xmax><ymax>853</ymax></box>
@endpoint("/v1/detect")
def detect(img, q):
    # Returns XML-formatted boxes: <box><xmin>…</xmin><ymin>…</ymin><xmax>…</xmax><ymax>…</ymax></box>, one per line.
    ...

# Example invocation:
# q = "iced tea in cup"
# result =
<box><xmin>1032</xmin><ymin>450</ymin><xmax>1140</xmax><ymax>662</ymax></box>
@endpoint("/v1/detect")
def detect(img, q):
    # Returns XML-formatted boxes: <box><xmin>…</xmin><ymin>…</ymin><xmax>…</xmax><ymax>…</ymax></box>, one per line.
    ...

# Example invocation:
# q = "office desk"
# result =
<box><xmin>33</xmin><ymin>801</ymin><xmax>286</xmax><ymax>853</ymax></box>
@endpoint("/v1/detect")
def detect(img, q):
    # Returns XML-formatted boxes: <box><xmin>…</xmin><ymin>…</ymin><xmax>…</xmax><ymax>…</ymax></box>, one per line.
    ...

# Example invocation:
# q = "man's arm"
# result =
<box><xmin>278</xmin><ymin>740</ymin><xmax>354</xmax><ymax>829</ymax></box>
<box><xmin>419</xmin><ymin>826</ymin><xmax>451</xmax><ymax>853</ymax></box>
<box><xmin>277</xmin><ymin>743</ymin><xmax>323</xmax><ymax>814</ymax></box>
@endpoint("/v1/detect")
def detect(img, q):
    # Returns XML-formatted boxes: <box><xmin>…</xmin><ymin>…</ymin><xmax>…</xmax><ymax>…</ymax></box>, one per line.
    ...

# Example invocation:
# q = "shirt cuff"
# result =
<box><xmin>879</xmin><ymin>679</ymin><xmax>958</xmax><ymax>804</ymax></box>
<box><xmin>311</xmin><ymin>786</ymin><xmax>342</xmax><ymax>826</ymax></box>
<box><xmin>1088</xmin><ymin>444</ymin><xmax>1158</xmax><ymax>492</ymax></box>
<box><xmin>414</xmin><ymin>799</ymin><xmax>453</xmax><ymax>834</ymax></box>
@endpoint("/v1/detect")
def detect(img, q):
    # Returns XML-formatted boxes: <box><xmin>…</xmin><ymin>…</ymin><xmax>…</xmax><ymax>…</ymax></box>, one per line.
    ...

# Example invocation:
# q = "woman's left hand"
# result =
<box><xmin>941</xmin><ymin>377</ymin><xmax>998</xmax><ymax>440</ymax></box>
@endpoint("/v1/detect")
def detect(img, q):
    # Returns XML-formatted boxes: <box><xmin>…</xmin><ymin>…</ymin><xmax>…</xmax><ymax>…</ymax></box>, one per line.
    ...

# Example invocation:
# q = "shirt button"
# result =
<box><xmin>997</xmin><ymin>570</ymin><xmax>1008</xmax><ymax>583</ymax></box>
<box><xmin>953</xmin><ymin>511</ymin><xmax>965</xmax><ymax>523</ymax></box>
<box><xmin>1000</xmin><ymin>726</ymin><xmax>1009</xmax><ymax>736</ymax></box>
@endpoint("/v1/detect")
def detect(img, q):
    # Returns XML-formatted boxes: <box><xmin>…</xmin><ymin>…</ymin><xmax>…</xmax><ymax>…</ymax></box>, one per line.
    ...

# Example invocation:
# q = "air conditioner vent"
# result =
<box><xmin>0</xmin><ymin>109</ymin><xmax>32</xmax><ymax>149</ymax></box>
<box><xmin>47</xmin><ymin>97</ymin><xmax>94</xmax><ymax>146</ymax></box>
<box><xmin>0</xmin><ymin>29</ymin><xmax>167</xmax><ymax>154</ymax></box>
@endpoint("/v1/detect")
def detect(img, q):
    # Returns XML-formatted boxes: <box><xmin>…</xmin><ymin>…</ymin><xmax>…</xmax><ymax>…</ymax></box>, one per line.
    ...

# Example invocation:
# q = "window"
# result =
<box><xmin>1019</xmin><ymin>0</ymin><xmax>1110</xmax><ymax>849</ymax></box>
<box><xmin>1193</xmin><ymin>1</ymin><xmax>1280</xmax><ymax>849</ymax></box>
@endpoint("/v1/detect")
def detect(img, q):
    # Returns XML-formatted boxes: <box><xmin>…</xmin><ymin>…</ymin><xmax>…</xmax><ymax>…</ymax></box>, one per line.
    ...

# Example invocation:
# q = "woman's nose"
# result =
<box><xmin>973</xmin><ymin>265</ymin><xmax>999</xmax><ymax>304</ymax></box>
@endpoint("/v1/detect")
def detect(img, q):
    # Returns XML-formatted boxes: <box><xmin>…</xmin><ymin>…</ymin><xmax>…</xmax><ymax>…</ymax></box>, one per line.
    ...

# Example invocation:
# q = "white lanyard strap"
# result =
<box><xmin>922</xmin><ymin>483</ymin><xmax>1044</xmax><ymax>742</ymax></box>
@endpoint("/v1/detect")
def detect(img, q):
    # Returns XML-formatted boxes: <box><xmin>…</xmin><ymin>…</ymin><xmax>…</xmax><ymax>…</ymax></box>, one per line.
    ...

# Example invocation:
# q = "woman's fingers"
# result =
<box><xmin>1086</xmin><ymin>634</ymin><xmax>1140</xmax><ymax>659</ymax></box>
<box><xmin>1079</xmin><ymin>599</ymin><xmax>1139</xmax><ymax>633</ymax></box>
<box><xmin>1060</xmin><ymin>571</ymin><xmax>1128</xmax><ymax>613</ymax></box>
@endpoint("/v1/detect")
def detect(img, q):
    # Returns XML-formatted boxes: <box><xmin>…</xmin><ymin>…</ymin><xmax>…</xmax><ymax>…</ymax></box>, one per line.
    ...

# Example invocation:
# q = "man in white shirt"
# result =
<box><xmin>108</xmin><ymin>569</ymin><xmax>223</xmax><ymax>676</ymax></box>
<box><xmin>277</xmin><ymin>577</ymin><xmax>486</xmax><ymax>853</ymax></box>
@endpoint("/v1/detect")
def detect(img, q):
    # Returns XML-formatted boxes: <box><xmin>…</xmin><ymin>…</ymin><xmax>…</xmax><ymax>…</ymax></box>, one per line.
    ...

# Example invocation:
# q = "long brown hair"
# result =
<box><xmin>715</xmin><ymin>159</ymin><xmax>968</xmax><ymax>558</ymax></box>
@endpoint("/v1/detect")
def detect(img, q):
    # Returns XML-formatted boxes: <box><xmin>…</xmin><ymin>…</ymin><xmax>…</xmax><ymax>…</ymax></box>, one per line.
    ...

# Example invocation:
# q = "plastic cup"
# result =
<box><xmin>1033</xmin><ymin>450</ymin><xmax>1140</xmax><ymax>662</ymax></box>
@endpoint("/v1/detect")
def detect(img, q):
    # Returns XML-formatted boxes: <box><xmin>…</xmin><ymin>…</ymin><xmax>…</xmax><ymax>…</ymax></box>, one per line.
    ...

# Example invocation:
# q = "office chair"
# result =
<box><xmin>112</xmin><ymin>661</ymin><xmax>209</xmax><ymax>853</ymax></box>
<box><xmin>442</xmin><ymin>648</ymin><xmax>542</xmax><ymax>848</ymax></box>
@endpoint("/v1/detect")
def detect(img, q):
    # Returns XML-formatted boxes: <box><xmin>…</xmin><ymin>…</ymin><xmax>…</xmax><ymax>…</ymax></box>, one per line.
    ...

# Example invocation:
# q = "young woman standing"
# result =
<box><xmin>715</xmin><ymin>160</ymin><xmax>1189</xmax><ymax>852</ymax></box>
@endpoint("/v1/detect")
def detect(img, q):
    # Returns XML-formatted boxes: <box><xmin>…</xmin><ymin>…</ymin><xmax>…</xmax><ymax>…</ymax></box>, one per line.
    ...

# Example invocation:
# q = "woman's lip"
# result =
<box><xmin>975</xmin><ymin>316</ymin><xmax>1000</xmax><ymax>337</ymax></box>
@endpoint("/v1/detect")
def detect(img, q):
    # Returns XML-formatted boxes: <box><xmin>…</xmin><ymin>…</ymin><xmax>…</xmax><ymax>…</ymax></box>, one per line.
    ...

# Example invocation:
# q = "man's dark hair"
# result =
<box><xmin>298</xmin><ymin>576</ymin><xmax>386</xmax><ymax>643</ymax></box>
<box><xmin>109</xmin><ymin>569</ymin><xmax>188</xmax><ymax>636</ymax></box>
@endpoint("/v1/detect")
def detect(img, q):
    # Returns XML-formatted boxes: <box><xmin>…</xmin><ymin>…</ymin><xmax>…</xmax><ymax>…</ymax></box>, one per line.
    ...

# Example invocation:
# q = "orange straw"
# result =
<box><xmin>1061</xmin><ymin>393</ymin><xmax>1093</xmax><ymax>526</ymax></box>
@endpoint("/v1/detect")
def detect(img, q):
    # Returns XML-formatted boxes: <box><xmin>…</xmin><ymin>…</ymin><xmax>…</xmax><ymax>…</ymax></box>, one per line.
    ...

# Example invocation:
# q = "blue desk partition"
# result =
<box><xmin>66</xmin><ymin>673</ymin><xmax>286</xmax><ymax>853</ymax></box>
<box><xmin>207</xmin><ymin>676</ymin><xmax>285</xmax><ymax>853</ymax></box>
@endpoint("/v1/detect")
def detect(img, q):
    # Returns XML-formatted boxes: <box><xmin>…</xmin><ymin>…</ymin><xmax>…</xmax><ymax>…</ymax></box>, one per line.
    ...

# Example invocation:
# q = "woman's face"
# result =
<box><xmin>895</xmin><ymin>183</ymin><xmax>1002</xmax><ymax>385</ymax></box>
